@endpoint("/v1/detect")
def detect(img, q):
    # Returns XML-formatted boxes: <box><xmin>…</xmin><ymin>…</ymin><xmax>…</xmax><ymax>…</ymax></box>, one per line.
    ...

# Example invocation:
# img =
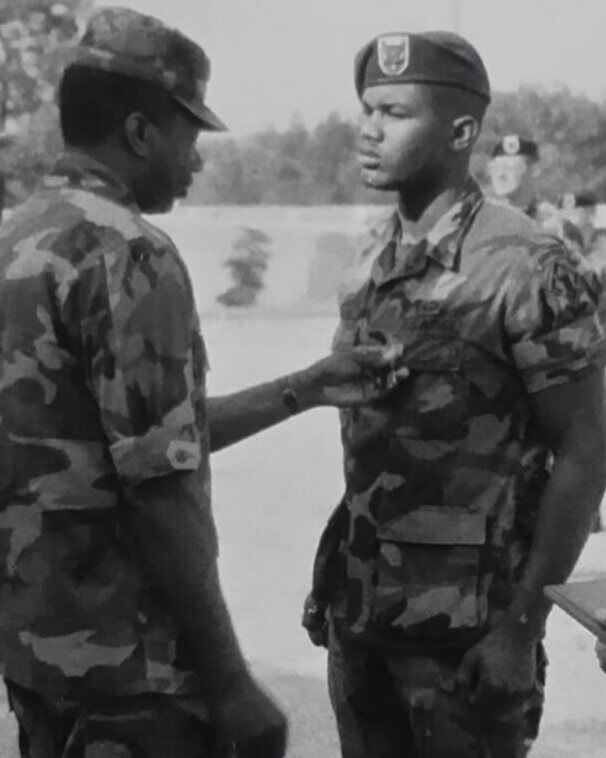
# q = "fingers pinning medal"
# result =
<box><xmin>372</xmin><ymin>343</ymin><xmax>409</xmax><ymax>395</ymax></box>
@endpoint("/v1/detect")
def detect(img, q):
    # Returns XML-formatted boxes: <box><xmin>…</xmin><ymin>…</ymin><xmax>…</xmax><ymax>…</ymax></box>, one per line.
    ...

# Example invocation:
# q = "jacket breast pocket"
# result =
<box><xmin>370</xmin><ymin>506</ymin><xmax>488</xmax><ymax>637</ymax></box>
<box><xmin>401</xmin><ymin>329</ymin><xmax>463</xmax><ymax>372</ymax></box>
<box><xmin>385</xmin><ymin>331</ymin><xmax>469</xmax><ymax>441</ymax></box>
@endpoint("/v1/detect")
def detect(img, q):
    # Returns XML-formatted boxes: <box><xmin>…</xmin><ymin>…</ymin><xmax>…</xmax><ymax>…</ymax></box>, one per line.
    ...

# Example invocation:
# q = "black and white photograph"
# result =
<box><xmin>0</xmin><ymin>1</ymin><xmax>605</xmax><ymax>756</ymax></box>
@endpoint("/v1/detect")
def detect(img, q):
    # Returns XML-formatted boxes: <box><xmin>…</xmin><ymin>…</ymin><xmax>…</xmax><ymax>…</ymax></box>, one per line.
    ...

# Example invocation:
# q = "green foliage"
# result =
<box><xmin>193</xmin><ymin>112</ymin><xmax>386</xmax><ymax>206</ymax></box>
<box><xmin>216</xmin><ymin>228</ymin><xmax>272</xmax><ymax>307</ymax></box>
<box><xmin>0</xmin><ymin>0</ymin><xmax>89</xmax><ymax>205</ymax></box>
<box><xmin>191</xmin><ymin>87</ymin><xmax>606</xmax><ymax>206</ymax></box>
<box><xmin>0</xmin><ymin>1</ymin><xmax>84</xmax><ymax>118</ymax></box>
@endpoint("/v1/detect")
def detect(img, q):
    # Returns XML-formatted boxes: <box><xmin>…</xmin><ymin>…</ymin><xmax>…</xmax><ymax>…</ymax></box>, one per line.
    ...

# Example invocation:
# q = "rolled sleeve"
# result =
<box><xmin>507</xmin><ymin>244</ymin><xmax>606</xmax><ymax>393</ymax></box>
<box><xmin>110</xmin><ymin>431</ymin><xmax>201</xmax><ymax>487</ymax></box>
<box><xmin>79</xmin><ymin>238</ymin><xmax>206</xmax><ymax>487</ymax></box>
<box><xmin>512</xmin><ymin>313</ymin><xmax>605</xmax><ymax>393</ymax></box>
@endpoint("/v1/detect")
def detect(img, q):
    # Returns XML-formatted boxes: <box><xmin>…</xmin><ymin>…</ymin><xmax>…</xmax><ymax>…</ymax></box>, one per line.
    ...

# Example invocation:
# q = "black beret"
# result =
<box><xmin>355</xmin><ymin>31</ymin><xmax>490</xmax><ymax>102</ymax></box>
<box><xmin>491</xmin><ymin>135</ymin><xmax>538</xmax><ymax>159</ymax></box>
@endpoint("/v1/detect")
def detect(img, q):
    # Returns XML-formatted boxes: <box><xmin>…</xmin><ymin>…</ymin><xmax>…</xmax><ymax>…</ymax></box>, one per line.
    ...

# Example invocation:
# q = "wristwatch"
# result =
<box><xmin>282</xmin><ymin>387</ymin><xmax>300</xmax><ymax>415</ymax></box>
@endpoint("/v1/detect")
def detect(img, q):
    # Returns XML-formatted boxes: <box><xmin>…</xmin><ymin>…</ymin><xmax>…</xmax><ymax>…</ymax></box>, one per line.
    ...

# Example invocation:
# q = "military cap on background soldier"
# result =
<box><xmin>492</xmin><ymin>134</ymin><xmax>539</xmax><ymax>161</ymax></box>
<box><xmin>0</xmin><ymin>6</ymin><xmax>409</xmax><ymax>758</ymax></box>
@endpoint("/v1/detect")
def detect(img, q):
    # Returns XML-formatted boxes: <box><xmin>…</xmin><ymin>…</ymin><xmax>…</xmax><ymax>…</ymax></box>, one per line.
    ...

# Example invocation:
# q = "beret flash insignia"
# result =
<box><xmin>503</xmin><ymin>134</ymin><xmax>521</xmax><ymax>156</ymax></box>
<box><xmin>377</xmin><ymin>34</ymin><xmax>410</xmax><ymax>76</ymax></box>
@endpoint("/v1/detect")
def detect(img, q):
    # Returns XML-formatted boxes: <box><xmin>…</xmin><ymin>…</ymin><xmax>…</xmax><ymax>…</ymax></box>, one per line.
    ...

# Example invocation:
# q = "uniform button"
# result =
<box><xmin>175</xmin><ymin>449</ymin><xmax>191</xmax><ymax>464</ymax></box>
<box><xmin>167</xmin><ymin>439</ymin><xmax>200</xmax><ymax>469</ymax></box>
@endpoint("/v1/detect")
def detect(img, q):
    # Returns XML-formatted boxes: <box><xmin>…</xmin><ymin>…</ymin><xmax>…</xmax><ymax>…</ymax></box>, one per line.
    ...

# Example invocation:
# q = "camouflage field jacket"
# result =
<box><xmin>0</xmin><ymin>153</ymin><xmax>211</xmax><ymax>696</ymax></box>
<box><xmin>326</xmin><ymin>179</ymin><xmax>605</xmax><ymax>647</ymax></box>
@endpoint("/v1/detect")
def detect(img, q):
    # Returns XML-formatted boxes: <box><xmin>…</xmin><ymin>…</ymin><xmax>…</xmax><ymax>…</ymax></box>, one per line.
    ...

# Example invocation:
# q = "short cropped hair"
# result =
<box><xmin>428</xmin><ymin>84</ymin><xmax>489</xmax><ymax>125</ymax></box>
<box><xmin>59</xmin><ymin>64</ymin><xmax>180</xmax><ymax>147</ymax></box>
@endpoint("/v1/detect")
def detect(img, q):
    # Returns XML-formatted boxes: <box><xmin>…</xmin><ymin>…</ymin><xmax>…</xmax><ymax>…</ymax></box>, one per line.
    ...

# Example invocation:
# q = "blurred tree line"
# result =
<box><xmin>0</xmin><ymin>0</ymin><xmax>89</xmax><ymax>208</ymax></box>
<box><xmin>1</xmin><ymin>1</ymin><xmax>606</xmax><ymax>208</ymax></box>
<box><xmin>192</xmin><ymin>88</ymin><xmax>606</xmax><ymax>205</ymax></box>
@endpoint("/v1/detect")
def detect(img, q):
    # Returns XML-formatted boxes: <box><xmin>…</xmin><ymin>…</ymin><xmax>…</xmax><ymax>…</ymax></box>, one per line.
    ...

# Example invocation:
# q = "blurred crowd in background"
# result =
<box><xmin>485</xmin><ymin>133</ymin><xmax>606</xmax><ymax>281</ymax></box>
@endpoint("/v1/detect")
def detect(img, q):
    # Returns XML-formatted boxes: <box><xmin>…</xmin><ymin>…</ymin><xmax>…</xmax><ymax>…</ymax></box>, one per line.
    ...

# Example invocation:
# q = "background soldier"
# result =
<box><xmin>487</xmin><ymin>134</ymin><xmax>555</xmax><ymax>221</ymax></box>
<box><xmin>556</xmin><ymin>191</ymin><xmax>606</xmax><ymax>266</ymax></box>
<box><xmin>303</xmin><ymin>30</ymin><xmax>606</xmax><ymax>758</ymax></box>
<box><xmin>0</xmin><ymin>8</ymin><xmax>408</xmax><ymax>757</ymax></box>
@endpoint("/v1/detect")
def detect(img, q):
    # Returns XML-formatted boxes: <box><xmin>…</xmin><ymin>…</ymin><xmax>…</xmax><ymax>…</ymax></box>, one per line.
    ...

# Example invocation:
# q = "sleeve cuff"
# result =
<box><xmin>512</xmin><ymin>314</ymin><xmax>606</xmax><ymax>393</ymax></box>
<box><xmin>109</xmin><ymin>426</ymin><xmax>202</xmax><ymax>487</ymax></box>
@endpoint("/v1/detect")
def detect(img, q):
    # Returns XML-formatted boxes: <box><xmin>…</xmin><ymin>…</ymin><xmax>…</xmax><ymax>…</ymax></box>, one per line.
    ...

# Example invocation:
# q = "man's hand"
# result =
<box><xmin>455</xmin><ymin>626</ymin><xmax>537</xmax><ymax>709</ymax></box>
<box><xmin>214</xmin><ymin>673</ymin><xmax>288</xmax><ymax>758</ymax></box>
<box><xmin>301</xmin><ymin>593</ymin><xmax>329</xmax><ymax>647</ymax></box>
<box><xmin>303</xmin><ymin>344</ymin><xmax>409</xmax><ymax>407</ymax></box>
<box><xmin>207</xmin><ymin>344</ymin><xmax>409</xmax><ymax>452</ymax></box>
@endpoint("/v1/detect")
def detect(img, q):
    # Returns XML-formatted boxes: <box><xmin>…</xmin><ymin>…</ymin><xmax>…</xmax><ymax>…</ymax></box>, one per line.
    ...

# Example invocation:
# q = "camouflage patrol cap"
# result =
<box><xmin>355</xmin><ymin>31</ymin><xmax>490</xmax><ymax>102</ymax></box>
<box><xmin>71</xmin><ymin>6</ymin><xmax>226</xmax><ymax>131</ymax></box>
<box><xmin>491</xmin><ymin>135</ymin><xmax>538</xmax><ymax>160</ymax></box>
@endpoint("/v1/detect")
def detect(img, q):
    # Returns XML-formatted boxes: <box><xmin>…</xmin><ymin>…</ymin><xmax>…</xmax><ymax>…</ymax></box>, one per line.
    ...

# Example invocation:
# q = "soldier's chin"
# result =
<box><xmin>360</xmin><ymin>168</ymin><xmax>390</xmax><ymax>190</ymax></box>
<box><xmin>491</xmin><ymin>181</ymin><xmax>519</xmax><ymax>198</ymax></box>
<box><xmin>143</xmin><ymin>195</ymin><xmax>176</xmax><ymax>215</ymax></box>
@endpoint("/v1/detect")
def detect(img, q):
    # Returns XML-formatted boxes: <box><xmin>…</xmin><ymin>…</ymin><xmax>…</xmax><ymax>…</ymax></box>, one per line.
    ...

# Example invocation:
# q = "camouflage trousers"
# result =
<box><xmin>6</xmin><ymin>681</ymin><xmax>231</xmax><ymax>758</ymax></box>
<box><xmin>327</xmin><ymin>627</ymin><xmax>546</xmax><ymax>758</ymax></box>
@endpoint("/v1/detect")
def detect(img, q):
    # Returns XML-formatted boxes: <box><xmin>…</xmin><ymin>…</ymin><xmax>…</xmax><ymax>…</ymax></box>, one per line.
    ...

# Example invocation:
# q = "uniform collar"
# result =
<box><xmin>371</xmin><ymin>177</ymin><xmax>484</xmax><ymax>287</ymax></box>
<box><xmin>42</xmin><ymin>151</ymin><xmax>139</xmax><ymax>210</ymax></box>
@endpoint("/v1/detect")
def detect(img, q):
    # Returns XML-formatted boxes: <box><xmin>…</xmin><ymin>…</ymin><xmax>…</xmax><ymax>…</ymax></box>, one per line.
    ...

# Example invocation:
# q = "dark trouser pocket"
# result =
<box><xmin>371</xmin><ymin>507</ymin><xmax>487</xmax><ymax>636</ymax></box>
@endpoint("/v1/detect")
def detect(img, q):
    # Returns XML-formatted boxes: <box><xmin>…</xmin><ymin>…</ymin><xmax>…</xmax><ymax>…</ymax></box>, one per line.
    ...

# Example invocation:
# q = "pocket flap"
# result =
<box><xmin>377</xmin><ymin>506</ymin><xmax>486</xmax><ymax>545</ymax></box>
<box><xmin>403</xmin><ymin>331</ymin><xmax>462</xmax><ymax>372</ymax></box>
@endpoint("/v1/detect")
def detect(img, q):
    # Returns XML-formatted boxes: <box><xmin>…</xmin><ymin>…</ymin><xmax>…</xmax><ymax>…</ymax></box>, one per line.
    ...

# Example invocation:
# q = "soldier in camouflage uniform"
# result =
<box><xmin>302</xmin><ymin>31</ymin><xmax>606</xmax><ymax>758</ymax></box>
<box><xmin>486</xmin><ymin>135</ymin><xmax>550</xmax><ymax>221</ymax></box>
<box><xmin>553</xmin><ymin>192</ymin><xmax>606</xmax><ymax>267</ymax></box>
<box><xmin>0</xmin><ymin>8</ymin><xmax>408</xmax><ymax>758</ymax></box>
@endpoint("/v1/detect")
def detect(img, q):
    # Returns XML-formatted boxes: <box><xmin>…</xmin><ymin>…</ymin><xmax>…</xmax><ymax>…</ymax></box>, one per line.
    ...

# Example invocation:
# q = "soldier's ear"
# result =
<box><xmin>123</xmin><ymin>112</ymin><xmax>154</xmax><ymax>158</ymax></box>
<box><xmin>450</xmin><ymin>115</ymin><xmax>479</xmax><ymax>153</ymax></box>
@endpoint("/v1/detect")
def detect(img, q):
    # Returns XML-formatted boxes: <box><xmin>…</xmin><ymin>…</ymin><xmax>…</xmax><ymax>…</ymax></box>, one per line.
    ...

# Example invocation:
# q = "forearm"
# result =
<box><xmin>503</xmin><ymin>439</ymin><xmax>606</xmax><ymax>638</ymax></box>
<box><xmin>207</xmin><ymin>344</ymin><xmax>406</xmax><ymax>452</ymax></box>
<box><xmin>125</xmin><ymin>471</ymin><xmax>249</xmax><ymax>698</ymax></box>
<box><xmin>208</xmin><ymin>369</ymin><xmax>320</xmax><ymax>452</ymax></box>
